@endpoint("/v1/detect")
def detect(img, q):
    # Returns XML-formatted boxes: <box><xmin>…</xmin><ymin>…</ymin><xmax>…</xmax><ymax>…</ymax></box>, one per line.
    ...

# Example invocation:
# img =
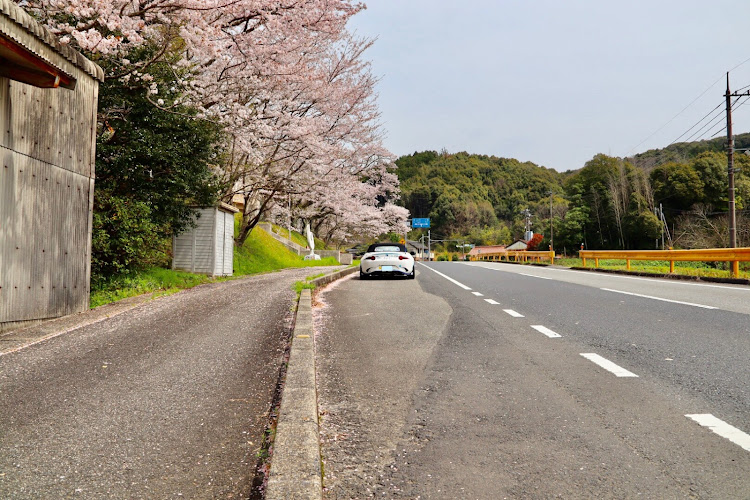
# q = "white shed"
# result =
<box><xmin>172</xmin><ymin>203</ymin><xmax>238</xmax><ymax>276</ymax></box>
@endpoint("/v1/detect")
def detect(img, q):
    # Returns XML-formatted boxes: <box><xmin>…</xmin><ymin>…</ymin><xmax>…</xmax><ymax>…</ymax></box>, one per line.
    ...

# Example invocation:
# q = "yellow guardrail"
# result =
<box><xmin>470</xmin><ymin>250</ymin><xmax>555</xmax><ymax>264</ymax></box>
<box><xmin>579</xmin><ymin>248</ymin><xmax>750</xmax><ymax>278</ymax></box>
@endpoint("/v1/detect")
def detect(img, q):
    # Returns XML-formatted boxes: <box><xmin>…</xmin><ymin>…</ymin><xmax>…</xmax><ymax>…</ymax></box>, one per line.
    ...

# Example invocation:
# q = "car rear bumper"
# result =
<box><xmin>360</xmin><ymin>262</ymin><xmax>414</xmax><ymax>276</ymax></box>
<box><xmin>362</xmin><ymin>269</ymin><xmax>413</xmax><ymax>277</ymax></box>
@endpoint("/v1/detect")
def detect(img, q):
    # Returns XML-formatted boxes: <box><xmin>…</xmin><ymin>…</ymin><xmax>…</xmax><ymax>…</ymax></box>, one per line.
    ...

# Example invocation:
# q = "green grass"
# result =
<box><xmin>89</xmin><ymin>267</ymin><xmax>218</xmax><ymax>308</ymax></box>
<box><xmin>90</xmin><ymin>224</ymin><xmax>341</xmax><ymax>308</ymax></box>
<box><xmin>552</xmin><ymin>257</ymin><xmax>750</xmax><ymax>280</ymax></box>
<box><xmin>293</xmin><ymin>280</ymin><xmax>317</xmax><ymax>294</ymax></box>
<box><xmin>233</xmin><ymin>226</ymin><xmax>339</xmax><ymax>274</ymax></box>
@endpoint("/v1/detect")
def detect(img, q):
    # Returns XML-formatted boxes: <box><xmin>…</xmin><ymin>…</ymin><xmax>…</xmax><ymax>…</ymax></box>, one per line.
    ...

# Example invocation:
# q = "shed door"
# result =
<box><xmin>222</xmin><ymin>211</ymin><xmax>234</xmax><ymax>275</ymax></box>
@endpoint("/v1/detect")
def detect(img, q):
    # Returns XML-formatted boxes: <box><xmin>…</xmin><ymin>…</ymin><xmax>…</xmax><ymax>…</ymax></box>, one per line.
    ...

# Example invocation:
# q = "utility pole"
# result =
<box><xmin>521</xmin><ymin>208</ymin><xmax>532</xmax><ymax>240</ymax></box>
<box><xmin>726</xmin><ymin>73</ymin><xmax>737</xmax><ymax>248</ymax></box>
<box><xmin>548</xmin><ymin>191</ymin><xmax>554</xmax><ymax>251</ymax></box>
<box><xmin>428</xmin><ymin>229</ymin><xmax>431</xmax><ymax>261</ymax></box>
<box><xmin>725</xmin><ymin>72</ymin><xmax>750</xmax><ymax>248</ymax></box>
<box><xmin>660</xmin><ymin>203</ymin><xmax>665</xmax><ymax>250</ymax></box>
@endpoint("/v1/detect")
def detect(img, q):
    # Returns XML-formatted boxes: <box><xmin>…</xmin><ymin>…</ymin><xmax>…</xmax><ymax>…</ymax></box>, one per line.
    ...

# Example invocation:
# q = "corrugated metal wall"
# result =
<box><xmin>0</xmin><ymin>26</ymin><xmax>99</xmax><ymax>327</ymax></box>
<box><xmin>173</xmin><ymin>208</ymin><xmax>235</xmax><ymax>277</ymax></box>
<box><xmin>173</xmin><ymin>208</ymin><xmax>216</xmax><ymax>274</ymax></box>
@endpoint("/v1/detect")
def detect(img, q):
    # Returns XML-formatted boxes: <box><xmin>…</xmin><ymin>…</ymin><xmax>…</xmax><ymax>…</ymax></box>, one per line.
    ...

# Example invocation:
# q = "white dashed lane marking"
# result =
<box><xmin>484</xmin><ymin>299</ymin><xmax>500</xmax><ymax>305</ymax></box>
<box><xmin>580</xmin><ymin>353</ymin><xmax>639</xmax><ymax>377</ymax></box>
<box><xmin>472</xmin><ymin>292</ymin><xmax>484</xmax><ymax>296</ymax></box>
<box><xmin>531</xmin><ymin>325</ymin><xmax>562</xmax><ymax>338</ymax></box>
<box><xmin>686</xmin><ymin>414</ymin><xmax>750</xmax><ymax>452</ymax></box>
<box><xmin>503</xmin><ymin>309</ymin><xmax>524</xmax><ymax>318</ymax></box>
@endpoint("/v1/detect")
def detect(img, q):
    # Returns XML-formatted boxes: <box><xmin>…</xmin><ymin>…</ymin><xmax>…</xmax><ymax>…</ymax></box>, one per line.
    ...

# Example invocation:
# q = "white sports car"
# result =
<box><xmin>359</xmin><ymin>243</ymin><xmax>416</xmax><ymax>279</ymax></box>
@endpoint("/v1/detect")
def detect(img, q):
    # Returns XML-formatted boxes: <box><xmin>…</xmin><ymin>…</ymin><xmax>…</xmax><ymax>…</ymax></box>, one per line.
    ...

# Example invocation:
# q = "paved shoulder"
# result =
<box><xmin>314</xmin><ymin>272</ymin><xmax>451</xmax><ymax>498</ymax></box>
<box><xmin>0</xmin><ymin>267</ymin><xmax>341</xmax><ymax>499</ymax></box>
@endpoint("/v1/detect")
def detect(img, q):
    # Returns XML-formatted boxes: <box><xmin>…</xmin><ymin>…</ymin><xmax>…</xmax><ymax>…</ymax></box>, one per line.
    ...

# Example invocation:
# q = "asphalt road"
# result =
<box><xmin>316</xmin><ymin>262</ymin><xmax>750</xmax><ymax>499</ymax></box>
<box><xmin>0</xmin><ymin>267</ymin><xmax>341</xmax><ymax>499</ymax></box>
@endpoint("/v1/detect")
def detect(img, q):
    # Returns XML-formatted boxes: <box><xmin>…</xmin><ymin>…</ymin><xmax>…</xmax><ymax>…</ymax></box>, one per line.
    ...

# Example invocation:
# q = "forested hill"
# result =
<box><xmin>395</xmin><ymin>146</ymin><xmax>750</xmax><ymax>253</ymax></box>
<box><xmin>629</xmin><ymin>132</ymin><xmax>750</xmax><ymax>171</ymax></box>
<box><xmin>396</xmin><ymin>151</ymin><xmax>564</xmax><ymax>240</ymax></box>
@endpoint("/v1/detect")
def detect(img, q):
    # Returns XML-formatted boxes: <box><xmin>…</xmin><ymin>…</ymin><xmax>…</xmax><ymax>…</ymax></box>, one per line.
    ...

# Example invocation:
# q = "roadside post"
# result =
<box><xmin>412</xmin><ymin>218</ymin><xmax>431</xmax><ymax>260</ymax></box>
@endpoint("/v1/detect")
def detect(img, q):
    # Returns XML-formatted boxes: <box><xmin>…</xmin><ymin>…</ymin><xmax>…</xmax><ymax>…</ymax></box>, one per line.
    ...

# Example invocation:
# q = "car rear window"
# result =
<box><xmin>367</xmin><ymin>243</ymin><xmax>407</xmax><ymax>253</ymax></box>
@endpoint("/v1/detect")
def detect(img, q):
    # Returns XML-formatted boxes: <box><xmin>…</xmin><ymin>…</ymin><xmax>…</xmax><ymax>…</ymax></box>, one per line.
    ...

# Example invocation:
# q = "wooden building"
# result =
<box><xmin>172</xmin><ymin>204</ymin><xmax>238</xmax><ymax>277</ymax></box>
<box><xmin>0</xmin><ymin>0</ymin><xmax>103</xmax><ymax>331</ymax></box>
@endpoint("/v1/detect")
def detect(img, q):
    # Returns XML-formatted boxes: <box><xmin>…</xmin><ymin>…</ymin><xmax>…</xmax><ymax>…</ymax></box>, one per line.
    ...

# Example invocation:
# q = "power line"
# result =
<box><xmin>668</xmin><ymin>101</ymin><xmax>724</xmax><ymax>145</ymax></box>
<box><xmin>708</xmin><ymin>122</ymin><xmax>727</xmax><ymax>139</ymax></box>
<box><xmin>705</xmin><ymin>95</ymin><xmax>750</xmax><ymax>140</ymax></box>
<box><xmin>627</xmin><ymin>56</ymin><xmax>750</xmax><ymax>157</ymax></box>
<box><xmin>728</xmin><ymin>55</ymin><xmax>750</xmax><ymax>73</ymax></box>
<box><xmin>681</xmin><ymin>107</ymin><xmax>726</xmax><ymax>143</ymax></box>
<box><xmin>626</xmin><ymin>75</ymin><xmax>725</xmax><ymax>155</ymax></box>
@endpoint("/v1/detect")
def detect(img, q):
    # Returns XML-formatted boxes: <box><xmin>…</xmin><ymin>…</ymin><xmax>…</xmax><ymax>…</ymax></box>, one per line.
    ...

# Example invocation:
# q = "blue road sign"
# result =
<box><xmin>412</xmin><ymin>218</ymin><xmax>431</xmax><ymax>228</ymax></box>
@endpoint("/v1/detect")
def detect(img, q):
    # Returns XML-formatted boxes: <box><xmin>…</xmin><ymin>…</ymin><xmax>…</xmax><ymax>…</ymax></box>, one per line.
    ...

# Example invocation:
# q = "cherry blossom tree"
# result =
<box><xmin>22</xmin><ymin>0</ymin><xmax>407</xmax><ymax>248</ymax></box>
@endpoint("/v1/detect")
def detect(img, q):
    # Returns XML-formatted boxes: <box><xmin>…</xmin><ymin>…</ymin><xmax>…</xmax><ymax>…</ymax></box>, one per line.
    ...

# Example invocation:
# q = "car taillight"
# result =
<box><xmin>367</xmin><ymin>256</ymin><xmax>376</xmax><ymax>260</ymax></box>
<box><xmin>399</xmin><ymin>255</ymin><xmax>408</xmax><ymax>260</ymax></box>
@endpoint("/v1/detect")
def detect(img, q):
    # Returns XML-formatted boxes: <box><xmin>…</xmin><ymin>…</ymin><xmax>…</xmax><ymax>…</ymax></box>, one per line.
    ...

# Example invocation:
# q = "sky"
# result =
<box><xmin>349</xmin><ymin>0</ymin><xmax>750</xmax><ymax>172</ymax></box>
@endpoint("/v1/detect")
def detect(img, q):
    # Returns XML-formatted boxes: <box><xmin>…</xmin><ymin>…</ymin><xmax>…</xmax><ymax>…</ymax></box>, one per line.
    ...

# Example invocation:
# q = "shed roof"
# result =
<box><xmin>219</xmin><ymin>202</ymin><xmax>239</xmax><ymax>214</ymax></box>
<box><xmin>506</xmin><ymin>240</ymin><xmax>528</xmax><ymax>251</ymax></box>
<box><xmin>0</xmin><ymin>0</ymin><xmax>104</xmax><ymax>82</ymax></box>
<box><xmin>406</xmin><ymin>239</ymin><xmax>427</xmax><ymax>251</ymax></box>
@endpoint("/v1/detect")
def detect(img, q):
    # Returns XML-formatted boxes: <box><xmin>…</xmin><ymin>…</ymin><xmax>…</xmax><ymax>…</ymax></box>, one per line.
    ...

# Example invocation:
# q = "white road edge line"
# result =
<box><xmin>580</xmin><ymin>353</ymin><xmax>639</xmax><ymax>377</ymax></box>
<box><xmin>472</xmin><ymin>292</ymin><xmax>484</xmax><ymax>296</ymax></box>
<box><xmin>459</xmin><ymin>261</ymin><xmax>750</xmax><ymax>291</ymax></box>
<box><xmin>685</xmin><ymin>414</ymin><xmax>750</xmax><ymax>452</ymax></box>
<box><xmin>531</xmin><ymin>325</ymin><xmax>562</xmax><ymax>338</ymax></box>
<box><xmin>484</xmin><ymin>299</ymin><xmax>500</xmax><ymax>305</ymax></box>
<box><xmin>600</xmin><ymin>288</ymin><xmax>717</xmax><ymax>309</ymax></box>
<box><xmin>417</xmin><ymin>263</ymin><xmax>472</xmax><ymax>290</ymax></box>
<box><xmin>503</xmin><ymin>309</ymin><xmax>524</xmax><ymax>318</ymax></box>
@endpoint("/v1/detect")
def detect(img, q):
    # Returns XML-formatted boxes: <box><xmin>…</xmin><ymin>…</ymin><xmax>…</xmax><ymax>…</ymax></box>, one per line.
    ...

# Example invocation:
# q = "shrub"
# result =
<box><xmin>91</xmin><ymin>191</ymin><xmax>169</xmax><ymax>282</ymax></box>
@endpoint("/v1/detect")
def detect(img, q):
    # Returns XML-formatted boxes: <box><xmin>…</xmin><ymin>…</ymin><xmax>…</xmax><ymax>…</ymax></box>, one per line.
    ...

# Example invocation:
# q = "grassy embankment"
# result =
<box><xmin>90</xmin><ymin>225</ymin><xmax>340</xmax><ymax>308</ymax></box>
<box><xmin>270</xmin><ymin>223</ymin><xmax>327</xmax><ymax>251</ymax></box>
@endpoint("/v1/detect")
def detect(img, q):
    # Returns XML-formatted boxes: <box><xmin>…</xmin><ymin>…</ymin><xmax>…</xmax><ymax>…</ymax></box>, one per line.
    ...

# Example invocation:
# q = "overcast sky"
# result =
<box><xmin>349</xmin><ymin>0</ymin><xmax>750</xmax><ymax>172</ymax></box>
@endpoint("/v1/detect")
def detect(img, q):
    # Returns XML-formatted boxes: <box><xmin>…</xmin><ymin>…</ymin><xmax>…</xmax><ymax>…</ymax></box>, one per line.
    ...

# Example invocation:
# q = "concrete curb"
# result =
<box><xmin>309</xmin><ymin>266</ymin><xmax>358</xmax><ymax>288</ymax></box>
<box><xmin>266</xmin><ymin>288</ymin><xmax>322</xmax><ymax>500</ymax></box>
<box><xmin>266</xmin><ymin>266</ymin><xmax>357</xmax><ymax>499</ymax></box>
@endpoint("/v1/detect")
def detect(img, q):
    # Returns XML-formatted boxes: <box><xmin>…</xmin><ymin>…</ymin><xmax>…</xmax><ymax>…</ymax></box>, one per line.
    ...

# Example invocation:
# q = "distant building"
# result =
<box><xmin>506</xmin><ymin>240</ymin><xmax>529</xmax><ymax>251</ymax></box>
<box><xmin>0</xmin><ymin>1</ymin><xmax>103</xmax><ymax>331</ymax></box>
<box><xmin>467</xmin><ymin>245</ymin><xmax>507</xmax><ymax>259</ymax></box>
<box><xmin>405</xmin><ymin>239</ymin><xmax>428</xmax><ymax>259</ymax></box>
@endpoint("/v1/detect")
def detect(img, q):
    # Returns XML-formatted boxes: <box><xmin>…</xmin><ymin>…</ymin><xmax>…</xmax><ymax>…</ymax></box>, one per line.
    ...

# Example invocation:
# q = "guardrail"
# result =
<box><xmin>471</xmin><ymin>250</ymin><xmax>555</xmax><ymax>264</ymax></box>
<box><xmin>579</xmin><ymin>248</ymin><xmax>750</xmax><ymax>278</ymax></box>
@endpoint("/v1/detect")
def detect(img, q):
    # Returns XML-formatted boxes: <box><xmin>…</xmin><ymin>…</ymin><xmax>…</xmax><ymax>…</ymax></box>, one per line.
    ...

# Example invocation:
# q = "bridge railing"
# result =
<box><xmin>579</xmin><ymin>248</ymin><xmax>750</xmax><ymax>278</ymax></box>
<box><xmin>471</xmin><ymin>250</ymin><xmax>555</xmax><ymax>264</ymax></box>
